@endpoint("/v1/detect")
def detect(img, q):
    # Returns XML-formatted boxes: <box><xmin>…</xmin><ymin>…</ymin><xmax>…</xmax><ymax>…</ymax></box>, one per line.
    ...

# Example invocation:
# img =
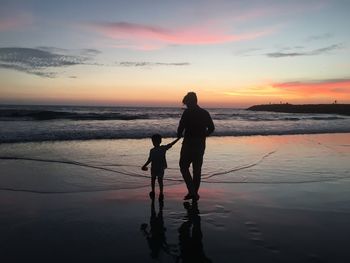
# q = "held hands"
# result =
<box><xmin>141</xmin><ymin>166</ymin><xmax>148</xmax><ymax>171</ymax></box>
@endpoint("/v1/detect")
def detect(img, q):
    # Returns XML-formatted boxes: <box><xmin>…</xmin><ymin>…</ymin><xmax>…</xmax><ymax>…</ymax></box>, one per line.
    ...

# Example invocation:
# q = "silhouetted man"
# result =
<box><xmin>177</xmin><ymin>92</ymin><xmax>215</xmax><ymax>201</ymax></box>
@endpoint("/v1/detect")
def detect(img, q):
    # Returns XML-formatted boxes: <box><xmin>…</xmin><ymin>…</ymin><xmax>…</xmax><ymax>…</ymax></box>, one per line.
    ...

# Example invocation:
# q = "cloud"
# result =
<box><xmin>117</xmin><ymin>61</ymin><xmax>190</xmax><ymax>67</ymax></box>
<box><xmin>306</xmin><ymin>33</ymin><xmax>333</xmax><ymax>41</ymax></box>
<box><xmin>0</xmin><ymin>13</ymin><xmax>32</xmax><ymax>31</ymax></box>
<box><xmin>266</xmin><ymin>44</ymin><xmax>342</xmax><ymax>58</ymax></box>
<box><xmin>235</xmin><ymin>43</ymin><xmax>341</xmax><ymax>58</ymax></box>
<box><xmin>0</xmin><ymin>47</ymin><xmax>100</xmax><ymax>77</ymax></box>
<box><xmin>269</xmin><ymin>78</ymin><xmax>350</xmax><ymax>98</ymax></box>
<box><xmin>86</xmin><ymin>21</ymin><xmax>274</xmax><ymax>50</ymax></box>
<box><xmin>36</xmin><ymin>46</ymin><xmax>101</xmax><ymax>57</ymax></box>
<box><xmin>223</xmin><ymin>78</ymin><xmax>350</xmax><ymax>100</ymax></box>
<box><xmin>234</xmin><ymin>47</ymin><xmax>264</xmax><ymax>56</ymax></box>
<box><xmin>273</xmin><ymin>78</ymin><xmax>350</xmax><ymax>91</ymax></box>
<box><xmin>267</xmin><ymin>52</ymin><xmax>304</xmax><ymax>58</ymax></box>
<box><xmin>0</xmin><ymin>62</ymin><xmax>56</xmax><ymax>78</ymax></box>
<box><xmin>83</xmin><ymin>1</ymin><xmax>328</xmax><ymax>51</ymax></box>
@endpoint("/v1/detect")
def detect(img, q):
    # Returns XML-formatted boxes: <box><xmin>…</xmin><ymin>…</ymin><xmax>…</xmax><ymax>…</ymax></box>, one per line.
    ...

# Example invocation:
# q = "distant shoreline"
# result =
<box><xmin>247</xmin><ymin>104</ymin><xmax>350</xmax><ymax>116</ymax></box>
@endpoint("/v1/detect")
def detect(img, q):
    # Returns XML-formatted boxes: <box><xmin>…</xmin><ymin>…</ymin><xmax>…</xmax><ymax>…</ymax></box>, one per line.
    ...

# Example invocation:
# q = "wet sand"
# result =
<box><xmin>1</xmin><ymin>134</ymin><xmax>350</xmax><ymax>262</ymax></box>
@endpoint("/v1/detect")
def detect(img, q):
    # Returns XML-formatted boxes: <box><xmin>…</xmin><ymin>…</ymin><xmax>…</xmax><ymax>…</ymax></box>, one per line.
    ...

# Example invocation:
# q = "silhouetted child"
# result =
<box><xmin>142</xmin><ymin>134</ymin><xmax>180</xmax><ymax>200</ymax></box>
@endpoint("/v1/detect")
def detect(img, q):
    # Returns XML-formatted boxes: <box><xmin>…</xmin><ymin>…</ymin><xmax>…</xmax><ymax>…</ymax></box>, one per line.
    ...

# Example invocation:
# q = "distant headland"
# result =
<box><xmin>247</xmin><ymin>103</ymin><xmax>350</xmax><ymax>116</ymax></box>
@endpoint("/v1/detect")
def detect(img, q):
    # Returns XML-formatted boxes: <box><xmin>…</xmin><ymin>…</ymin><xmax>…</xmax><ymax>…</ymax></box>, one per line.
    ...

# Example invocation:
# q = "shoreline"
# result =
<box><xmin>1</xmin><ymin>131</ymin><xmax>350</xmax><ymax>144</ymax></box>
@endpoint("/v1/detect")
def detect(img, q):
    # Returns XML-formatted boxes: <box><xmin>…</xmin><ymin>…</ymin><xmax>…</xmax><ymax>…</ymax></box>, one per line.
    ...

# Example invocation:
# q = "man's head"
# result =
<box><xmin>182</xmin><ymin>92</ymin><xmax>198</xmax><ymax>108</ymax></box>
<box><xmin>151</xmin><ymin>134</ymin><xmax>162</xmax><ymax>146</ymax></box>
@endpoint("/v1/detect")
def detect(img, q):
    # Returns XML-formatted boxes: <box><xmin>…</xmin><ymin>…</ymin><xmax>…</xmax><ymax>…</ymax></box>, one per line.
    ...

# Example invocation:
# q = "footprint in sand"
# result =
<box><xmin>204</xmin><ymin>205</ymin><xmax>231</xmax><ymax>229</ymax></box>
<box><xmin>307</xmin><ymin>254</ymin><xmax>326</xmax><ymax>263</ymax></box>
<box><xmin>245</xmin><ymin>221</ymin><xmax>280</xmax><ymax>254</ymax></box>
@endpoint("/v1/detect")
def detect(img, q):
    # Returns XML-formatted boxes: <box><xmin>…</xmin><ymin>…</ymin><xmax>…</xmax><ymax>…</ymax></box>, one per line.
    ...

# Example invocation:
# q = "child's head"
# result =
<box><xmin>151</xmin><ymin>134</ymin><xmax>162</xmax><ymax>146</ymax></box>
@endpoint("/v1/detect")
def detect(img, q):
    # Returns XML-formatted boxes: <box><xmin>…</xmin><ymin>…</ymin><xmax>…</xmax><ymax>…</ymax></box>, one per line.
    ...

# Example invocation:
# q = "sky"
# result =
<box><xmin>0</xmin><ymin>0</ymin><xmax>350</xmax><ymax>107</ymax></box>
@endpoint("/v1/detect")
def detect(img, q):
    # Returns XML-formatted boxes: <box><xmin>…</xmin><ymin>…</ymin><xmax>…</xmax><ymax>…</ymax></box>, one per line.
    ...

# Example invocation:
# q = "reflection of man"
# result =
<box><xmin>178</xmin><ymin>202</ymin><xmax>212</xmax><ymax>263</ymax></box>
<box><xmin>177</xmin><ymin>92</ymin><xmax>215</xmax><ymax>200</ymax></box>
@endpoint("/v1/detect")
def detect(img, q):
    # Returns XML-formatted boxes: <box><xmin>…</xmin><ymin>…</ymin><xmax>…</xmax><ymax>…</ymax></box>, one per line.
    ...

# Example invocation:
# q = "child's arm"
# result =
<box><xmin>141</xmin><ymin>157</ymin><xmax>151</xmax><ymax>171</ymax></box>
<box><xmin>165</xmin><ymin>137</ymin><xmax>181</xmax><ymax>150</ymax></box>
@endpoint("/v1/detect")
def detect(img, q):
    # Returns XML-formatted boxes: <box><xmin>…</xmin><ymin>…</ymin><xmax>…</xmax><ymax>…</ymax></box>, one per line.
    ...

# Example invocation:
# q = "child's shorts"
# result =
<box><xmin>151</xmin><ymin>170</ymin><xmax>165</xmax><ymax>178</ymax></box>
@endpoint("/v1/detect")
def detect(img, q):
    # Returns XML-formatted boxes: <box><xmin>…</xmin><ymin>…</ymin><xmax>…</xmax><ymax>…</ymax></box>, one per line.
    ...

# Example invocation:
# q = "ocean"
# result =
<box><xmin>1</xmin><ymin>104</ymin><xmax>350</xmax><ymax>143</ymax></box>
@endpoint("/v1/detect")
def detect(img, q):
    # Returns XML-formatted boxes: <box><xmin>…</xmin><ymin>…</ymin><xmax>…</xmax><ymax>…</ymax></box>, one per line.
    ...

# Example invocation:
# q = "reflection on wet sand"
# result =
<box><xmin>141</xmin><ymin>200</ymin><xmax>211</xmax><ymax>262</ymax></box>
<box><xmin>141</xmin><ymin>200</ymin><xmax>177</xmax><ymax>260</ymax></box>
<box><xmin>178</xmin><ymin>201</ymin><xmax>212</xmax><ymax>263</ymax></box>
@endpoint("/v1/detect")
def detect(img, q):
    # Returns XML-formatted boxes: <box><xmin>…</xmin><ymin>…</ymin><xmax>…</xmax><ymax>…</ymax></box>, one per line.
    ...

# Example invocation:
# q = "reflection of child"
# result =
<box><xmin>142</xmin><ymin>134</ymin><xmax>180</xmax><ymax>200</ymax></box>
<box><xmin>140</xmin><ymin>201</ymin><xmax>167</xmax><ymax>259</ymax></box>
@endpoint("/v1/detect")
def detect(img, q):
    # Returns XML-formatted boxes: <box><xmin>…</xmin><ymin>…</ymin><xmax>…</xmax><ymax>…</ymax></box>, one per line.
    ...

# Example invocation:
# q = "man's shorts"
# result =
<box><xmin>179</xmin><ymin>141</ymin><xmax>205</xmax><ymax>168</ymax></box>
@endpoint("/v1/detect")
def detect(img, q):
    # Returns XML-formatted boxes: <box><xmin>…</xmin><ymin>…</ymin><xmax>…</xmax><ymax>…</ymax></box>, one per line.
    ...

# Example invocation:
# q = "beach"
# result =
<box><xmin>1</xmin><ymin>133</ymin><xmax>350</xmax><ymax>262</ymax></box>
<box><xmin>2</xmin><ymin>0</ymin><xmax>350</xmax><ymax>262</ymax></box>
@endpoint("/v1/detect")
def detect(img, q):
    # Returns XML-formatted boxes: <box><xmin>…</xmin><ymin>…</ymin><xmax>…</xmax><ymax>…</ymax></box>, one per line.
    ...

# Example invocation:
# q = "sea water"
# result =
<box><xmin>1</xmin><ymin>105</ymin><xmax>350</xmax><ymax>143</ymax></box>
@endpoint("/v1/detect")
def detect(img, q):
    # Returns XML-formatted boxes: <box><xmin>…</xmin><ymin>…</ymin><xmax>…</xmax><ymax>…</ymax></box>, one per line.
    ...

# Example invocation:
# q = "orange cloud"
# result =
<box><xmin>272</xmin><ymin>79</ymin><xmax>350</xmax><ymax>97</ymax></box>
<box><xmin>87</xmin><ymin>21</ymin><xmax>274</xmax><ymax>49</ymax></box>
<box><xmin>222</xmin><ymin>78</ymin><xmax>350</xmax><ymax>105</ymax></box>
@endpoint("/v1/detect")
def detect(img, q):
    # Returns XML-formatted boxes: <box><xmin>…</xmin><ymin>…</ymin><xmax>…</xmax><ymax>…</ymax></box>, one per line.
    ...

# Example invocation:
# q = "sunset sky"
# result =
<box><xmin>1</xmin><ymin>0</ymin><xmax>350</xmax><ymax>107</ymax></box>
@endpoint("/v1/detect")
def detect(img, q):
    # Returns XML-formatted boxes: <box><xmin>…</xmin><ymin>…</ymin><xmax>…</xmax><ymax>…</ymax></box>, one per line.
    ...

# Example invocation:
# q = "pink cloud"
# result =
<box><xmin>0</xmin><ymin>13</ymin><xmax>32</xmax><ymax>31</ymax></box>
<box><xmin>274</xmin><ymin>79</ymin><xmax>350</xmax><ymax>90</ymax></box>
<box><xmin>84</xmin><ymin>1</ymin><xmax>327</xmax><ymax>50</ymax></box>
<box><xmin>271</xmin><ymin>79</ymin><xmax>350</xmax><ymax>97</ymax></box>
<box><xmin>85</xmin><ymin>1</ymin><xmax>326</xmax><ymax>51</ymax></box>
<box><xmin>87</xmin><ymin>21</ymin><xmax>274</xmax><ymax>49</ymax></box>
<box><xmin>223</xmin><ymin>78</ymin><xmax>350</xmax><ymax>104</ymax></box>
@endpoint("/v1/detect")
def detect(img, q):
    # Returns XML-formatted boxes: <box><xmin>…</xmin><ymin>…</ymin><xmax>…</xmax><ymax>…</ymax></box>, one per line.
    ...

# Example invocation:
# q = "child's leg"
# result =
<box><xmin>158</xmin><ymin>176</ymin><xmax>163</xmax><ymax>195</ymax></box>
<box><xmin>149</xmin><ymin>176</ymin><xmax>156</xmax><ymax>199</ymax></box>
<box><xmin>151</xmin><ymin>176</ymin><xmax>156</xmax><ymax>193</ymax></box>
<box><xmin>157</xmin><ymin>170</ymin><xmax>164</xmax><ymax>195</ymax></box>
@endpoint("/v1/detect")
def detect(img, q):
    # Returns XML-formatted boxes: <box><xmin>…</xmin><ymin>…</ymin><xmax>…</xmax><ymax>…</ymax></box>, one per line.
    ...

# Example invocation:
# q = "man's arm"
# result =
<box><xmin>165</xmin><ymin>137</ymin><xmax>181</xmax><ymax>150</ymax></box>
<box><xmin>177</xmin><ymin>111</ymin><xmax>186</xmax><ymax>138</ymax></box>
<box><xmin>206</xmin><ymin>112</ymin><xmax>215</xmax><ymax>136</ymax></box>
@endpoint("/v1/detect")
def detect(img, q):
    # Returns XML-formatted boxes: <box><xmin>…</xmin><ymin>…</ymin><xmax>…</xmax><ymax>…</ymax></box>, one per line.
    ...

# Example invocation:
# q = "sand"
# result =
<box><xmin>0</xmin><ymin>134</ymin><xmax>350</xmax><ymax>262</ymax></box>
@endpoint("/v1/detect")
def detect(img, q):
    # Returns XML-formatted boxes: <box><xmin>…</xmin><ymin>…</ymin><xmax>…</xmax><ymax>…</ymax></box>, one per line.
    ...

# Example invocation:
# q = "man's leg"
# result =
<box><xmin>192</xmin><ymin>153</ymin><xmax>204</xmax><ymax>195</ymax></box>
<box><xmin>180</xmin><ymin>146</ymin><xmax>195</xmax><ymax>196</ymax></box>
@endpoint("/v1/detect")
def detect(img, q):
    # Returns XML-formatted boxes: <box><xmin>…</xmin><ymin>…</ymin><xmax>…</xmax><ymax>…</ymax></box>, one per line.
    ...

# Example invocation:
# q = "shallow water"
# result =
<box><xmin>0</xmin><ymin>134</ymin><xmax>349</xmax><ymax>193</ymax></box>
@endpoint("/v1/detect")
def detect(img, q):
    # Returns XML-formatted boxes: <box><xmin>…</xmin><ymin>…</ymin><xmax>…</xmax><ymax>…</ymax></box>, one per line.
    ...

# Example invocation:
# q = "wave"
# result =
<box><xmin>202</xmin><ymin>151</ymin><xmax>276</xmax><ymax>180</ymax></box>
<box><xmin>0</xmin><ymin>109</ymin><xmax>151</xmax><ymax>121</ymax></box>
<box><xmin>1</xmin><ymin>106</ymin><xmax>350</xmax><ymax>143</ymax></box>
<box><xmin>1</xmin><ymin>108</ymin><xmax>347</xmax><ymax>122</ymax></box>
